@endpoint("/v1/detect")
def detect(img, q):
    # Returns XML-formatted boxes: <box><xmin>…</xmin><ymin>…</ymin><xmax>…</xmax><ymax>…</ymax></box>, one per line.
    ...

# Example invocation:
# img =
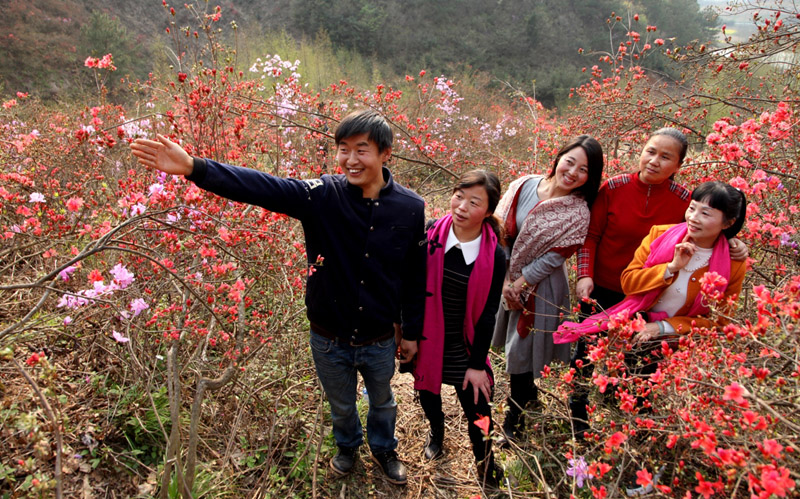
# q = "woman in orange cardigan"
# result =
<box><xmin>619</xmin><ymin>181</ymin><xmax>746</xmax><ymax>340</ymax></box>
<box><xmin>556</xmin><ymin>181</ymin><xmax>747</xmax><ymax>391</ymax></box>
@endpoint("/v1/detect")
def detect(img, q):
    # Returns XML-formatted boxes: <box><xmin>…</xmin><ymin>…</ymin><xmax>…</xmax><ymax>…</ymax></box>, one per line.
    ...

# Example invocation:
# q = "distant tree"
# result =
<box><xmin>79</xmin><ymin>11</ymin><xmax>149</xmax><ymax>92</ymax></box>
<box><xmin>290</xmin><ymin>0</ymin><xmax>388</xmax><ymax>52</ymax></box>
<box><xmin>0</xmin><ymin>0</ymin><xmax>719</xmax><ymax>104</ymax></box>
<box><xmin>638</xmin><ymin>0</ymin><xmax>718</xmax><ymax>44</ymax></box>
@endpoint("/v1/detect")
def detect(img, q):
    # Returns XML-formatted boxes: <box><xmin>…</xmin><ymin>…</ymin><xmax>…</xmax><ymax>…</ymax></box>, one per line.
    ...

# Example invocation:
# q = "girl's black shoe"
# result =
<box><xmin>424</xmin><ymin>425</ymin><xmax>444</xmax><ymax>460</ymax></box>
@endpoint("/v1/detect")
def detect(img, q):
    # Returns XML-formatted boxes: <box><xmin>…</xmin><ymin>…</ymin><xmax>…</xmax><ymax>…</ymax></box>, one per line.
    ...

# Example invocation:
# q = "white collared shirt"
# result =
<box><xmin>444</xmin><ymin>225</ymin><xmax>482</xmax><ymax>265</ymax></box>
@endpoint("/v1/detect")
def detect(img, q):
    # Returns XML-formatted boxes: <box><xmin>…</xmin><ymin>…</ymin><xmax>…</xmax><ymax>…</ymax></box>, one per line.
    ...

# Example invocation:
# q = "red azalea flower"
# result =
<box><xmin>723</xmin><ymin>382</ymin><xmax>748</xmax><ymax>404</ymax></box>
<box><xmin>474</xmin><ymin>414</ymin><xmax>491</xmax><ymax>436</ymax></box>
<box><xmin>636</xmin><ymin>468</ymin><xmax>653</xmax><ymax>487</ymax></box>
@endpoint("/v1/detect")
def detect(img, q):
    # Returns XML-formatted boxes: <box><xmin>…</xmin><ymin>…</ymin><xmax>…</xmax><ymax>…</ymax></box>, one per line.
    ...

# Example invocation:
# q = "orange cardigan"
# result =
<box><xmin>620</xmin><ymin>225</ymin><xmax>746</xmax><ymax>333</ymax></box>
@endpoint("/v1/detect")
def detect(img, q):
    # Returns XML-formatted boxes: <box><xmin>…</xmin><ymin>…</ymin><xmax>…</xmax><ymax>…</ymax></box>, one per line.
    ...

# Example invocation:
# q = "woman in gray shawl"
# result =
<box><xmin>493</xmin><ymin>135</ymin><xmax>604</xmax><ymax>442</ymax></box>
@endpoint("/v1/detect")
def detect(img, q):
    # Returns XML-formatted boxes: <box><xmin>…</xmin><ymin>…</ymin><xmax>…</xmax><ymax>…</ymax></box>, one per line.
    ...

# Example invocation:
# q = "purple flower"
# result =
<box><xmin>148</xmin><ymin>183</ymin><xmax>165</xmax><ymax>197</ymax></box>
<box><xmin>57</xmin><ymin>293</ymin><xmax>90</xmax><ymax>309</ymax></box>
<box><xmin>130</xmin><ymin>202</ymin><xmax>147</xmax><ymax>217</ymax></box>
<box><xmin>59</xmin><ymin>265</ymin><xmax>77</xmax><ymax>281</ymax></box>
<box><xmin>112</xmin><ymin>330</ymin><xmax>130</xmax><ymax>343</ymax></box>
<box><xmin>110</xmin><ymin>264</ymin><xmax>135</xmax><ymax>289</ymax></box>
<box><xmin>85</xmin><ymin>281</ymin><xmax>109</xmax><ymax>298</ymax></box>
<box><xmin>566</xmin><ymin>456</ymin><xmax>590</xmax><ymax>488</ymax></box>
<box><xmin>129</xmin><ymin>298</ymin><xmax>149</xmax><ymax>317</ymax></box>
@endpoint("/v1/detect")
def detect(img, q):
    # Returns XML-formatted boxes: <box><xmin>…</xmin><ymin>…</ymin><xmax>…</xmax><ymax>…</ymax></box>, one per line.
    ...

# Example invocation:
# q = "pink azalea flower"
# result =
<box><xmin>129</xmin><ymin>298</ymin><xmax>149</xmax><ymax>317</ymax></box>
<box><xmin>723</xmin><ymin>382</ymin><xmax>748</xmax><ymax>404</ymax></box>
<box><xmin>97</xmin><ymin>53</ymin><xmax>116</xmax><ymax>70</ymax></box>
<box><xmin>66</xmin><ymin>197</ymin><xmax>85</xmax><ymax>212</ymax></box>
<box><xmin>112</xmin><ymin>330</ymin><xmax>130</xmax><ymax>343</ymax></box>
<box><xmin>29</xmin><ymin>192</ymin><xmax>46</xmax><ymax>203</ymax></box>
<box><xmin>110</xmin><ymin>264</ymin><xmax>135</xmax><ymax>288</ymax></box>
<box><xmin>148</xmin><ymin>183</ymin><xmax>165</xmax><ymax>197</ymax></box>
<box><xmin>89</xmin><ymin>280</ymin><xmax>109</xmax><ymax>297</ymax></box>
<box><xmin>59</xmin><ymin>266</ymin><xmax>77</xmax><ymax>281</ymax></box>
<box><xmin>605</xmin><ymin>431</ymin><xmax>627</xmax><ymax>452</ymax></box>
<box><xmin>636</xmin><ymin>468</ymin><xmax>653</xmax><ymax>487</ymax></box>
<box><xmin>758</xmin><ymin>465</ymin><xmax>794</xmax><ymax>497</ymax></box>
<box><xmin>130</xmin><ymin>202</ymin><xmax>147</xmax><ymax>217</ymax></box>
<box><xmin>57</xmin><ymin>293</ymin><xmax>89</xmax><ymax>309</ymax></box>
<box><xmin>759</xmin><ymin>439</ymin><xmax>784</xmax><ymax>459</ymax></box>
<box><xmin>700</xmin><ymin>271</ymin><xmax>727</xmax><ymax>302</ymax></box>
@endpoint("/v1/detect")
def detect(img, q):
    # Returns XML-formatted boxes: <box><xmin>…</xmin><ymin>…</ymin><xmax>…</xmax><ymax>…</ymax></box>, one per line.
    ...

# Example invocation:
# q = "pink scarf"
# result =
<box><xmin>554</xmin><ymin>223</ymin><xmax>731</xmax><ymax>344</ymax></box>
<box><xmin>414</xmin><ymin>215</ymin><xmax>498</xmax><ymax>394</ymax></box>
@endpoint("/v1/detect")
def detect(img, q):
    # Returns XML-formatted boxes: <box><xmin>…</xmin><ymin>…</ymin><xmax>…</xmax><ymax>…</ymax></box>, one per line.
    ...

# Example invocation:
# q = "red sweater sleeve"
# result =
<box><xmin>577</xmin><ymin>181</ymin><xmax>610</xmax><ymax>280</ymax></box>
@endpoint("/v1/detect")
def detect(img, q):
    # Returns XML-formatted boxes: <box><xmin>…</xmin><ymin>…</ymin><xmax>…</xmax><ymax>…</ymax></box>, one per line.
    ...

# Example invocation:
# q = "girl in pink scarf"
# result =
<box><xmin>402</xmin><ymin>170</ymin><xmax>506</xmax><ymax>486</ymax></box>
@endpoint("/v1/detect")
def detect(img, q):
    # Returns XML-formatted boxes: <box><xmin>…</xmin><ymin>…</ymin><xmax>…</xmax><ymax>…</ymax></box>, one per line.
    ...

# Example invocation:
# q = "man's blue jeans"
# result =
<box><xmin>310</xmin><ymin>331</ymin><xmax>398</xmax><ymax>454</ymax></box>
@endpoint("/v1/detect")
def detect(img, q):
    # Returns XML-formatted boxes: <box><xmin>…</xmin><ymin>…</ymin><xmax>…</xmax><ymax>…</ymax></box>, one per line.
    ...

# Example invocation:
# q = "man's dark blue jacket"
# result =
<box><xmin>188</xmin><ymin>158</ymin><xmax>426</xmax><ymax>342</ymax></box>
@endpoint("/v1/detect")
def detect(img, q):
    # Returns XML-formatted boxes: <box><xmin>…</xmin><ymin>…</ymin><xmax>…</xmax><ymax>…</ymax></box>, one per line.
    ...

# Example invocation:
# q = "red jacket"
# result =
<box><xmin>577</xmin><ymin>172</ymin><xmax>690</xmax><ymax>293</ymax></box>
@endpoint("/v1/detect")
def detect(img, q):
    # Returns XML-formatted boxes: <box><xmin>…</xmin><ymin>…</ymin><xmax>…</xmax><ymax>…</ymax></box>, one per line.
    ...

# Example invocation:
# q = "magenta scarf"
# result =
<box><xmin>414</xmin><ymin>215</ymin><xmax>498</xmax><ymax>394</ymax></box>
<box><xmin>554</xmin><ymin>223</ymin><xmax>731</xmax><ymax>344</ymax></box>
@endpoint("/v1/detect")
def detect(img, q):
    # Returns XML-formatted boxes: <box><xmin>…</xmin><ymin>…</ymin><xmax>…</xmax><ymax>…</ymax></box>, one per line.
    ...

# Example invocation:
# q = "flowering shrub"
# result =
<box><xmin>539</xmin><ymin>4</ymin><xmax>800</xmax><ymax>497</ymax></box>
<box><xmin>554</xmin><ymin>274</ymin><xmax>799</xmax><ymax>497</ymax></box>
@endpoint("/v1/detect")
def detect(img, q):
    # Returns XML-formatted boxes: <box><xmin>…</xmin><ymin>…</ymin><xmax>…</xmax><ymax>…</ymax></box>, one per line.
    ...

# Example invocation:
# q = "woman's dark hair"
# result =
<box><xmin>691</xmin><ymin>181</ymin><xmax>748</xmax><ymax>239</ymax></box>
<box><xmin>650</xmin><ymin>127</ymin><xmax>689</xmax><ymax>163</ymax></box>
<box><xmin>547</xmin><ymin>135</ymin><xmax>604</xmax><ymax>208</ymax></box>
<box><xmin>335</xmin><ymin>110</ymin><xmax>393</xmax><ymax>153</ymax></box>
<box><xmin>454</xmin><ymin>169</ymin><xmax>504</xmax><ymax>239</ymax></box>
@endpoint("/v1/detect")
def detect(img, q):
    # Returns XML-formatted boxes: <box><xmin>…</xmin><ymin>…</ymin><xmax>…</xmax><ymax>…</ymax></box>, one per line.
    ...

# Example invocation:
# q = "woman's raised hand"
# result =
<box><xmin>667</xmin><ymin>233</ymin><xmax>695</xmax><ymax>274</ymax></box>
<box><xmin>131</xmin><ymin>134</ymin><xmax>194</xmax><ymax>176</ymax></box>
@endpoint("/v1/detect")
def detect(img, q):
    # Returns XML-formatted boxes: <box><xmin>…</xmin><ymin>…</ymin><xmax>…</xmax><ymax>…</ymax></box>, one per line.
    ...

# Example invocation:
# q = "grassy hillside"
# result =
<box><xmin>1</xmin><ymin>0</ymin><xmax>716</xmax><ymax>105</ymax></box>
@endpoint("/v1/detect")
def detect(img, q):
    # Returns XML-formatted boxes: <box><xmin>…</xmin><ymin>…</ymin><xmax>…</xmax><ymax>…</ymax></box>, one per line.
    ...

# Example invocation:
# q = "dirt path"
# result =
<box><xmin>315</xmin><ymin>370</ymin><xmax>517</xmax><ymax>499</ymax></box>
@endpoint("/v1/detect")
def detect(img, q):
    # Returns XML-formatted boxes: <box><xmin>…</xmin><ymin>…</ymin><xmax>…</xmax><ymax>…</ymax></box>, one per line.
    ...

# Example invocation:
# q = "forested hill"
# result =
<box><xmin>1</xmin><ymin>0</ymin><xmax>715</xmax><ymax>105</ymax></box>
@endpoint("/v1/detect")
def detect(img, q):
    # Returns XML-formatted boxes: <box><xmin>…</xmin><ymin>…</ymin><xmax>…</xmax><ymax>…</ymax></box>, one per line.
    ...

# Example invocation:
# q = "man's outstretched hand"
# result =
<box><xmin>131</xmin><ymin>134</ymin><xmax>194</xmax><ymax>176</ymax></box>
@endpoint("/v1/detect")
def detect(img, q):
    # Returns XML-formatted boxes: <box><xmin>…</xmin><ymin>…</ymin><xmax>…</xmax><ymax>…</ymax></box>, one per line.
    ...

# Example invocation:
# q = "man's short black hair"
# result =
<box><xmin>335</xmin><ymin>110</ymin><xmax>393</xmax><ymax>153</ymax></box>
